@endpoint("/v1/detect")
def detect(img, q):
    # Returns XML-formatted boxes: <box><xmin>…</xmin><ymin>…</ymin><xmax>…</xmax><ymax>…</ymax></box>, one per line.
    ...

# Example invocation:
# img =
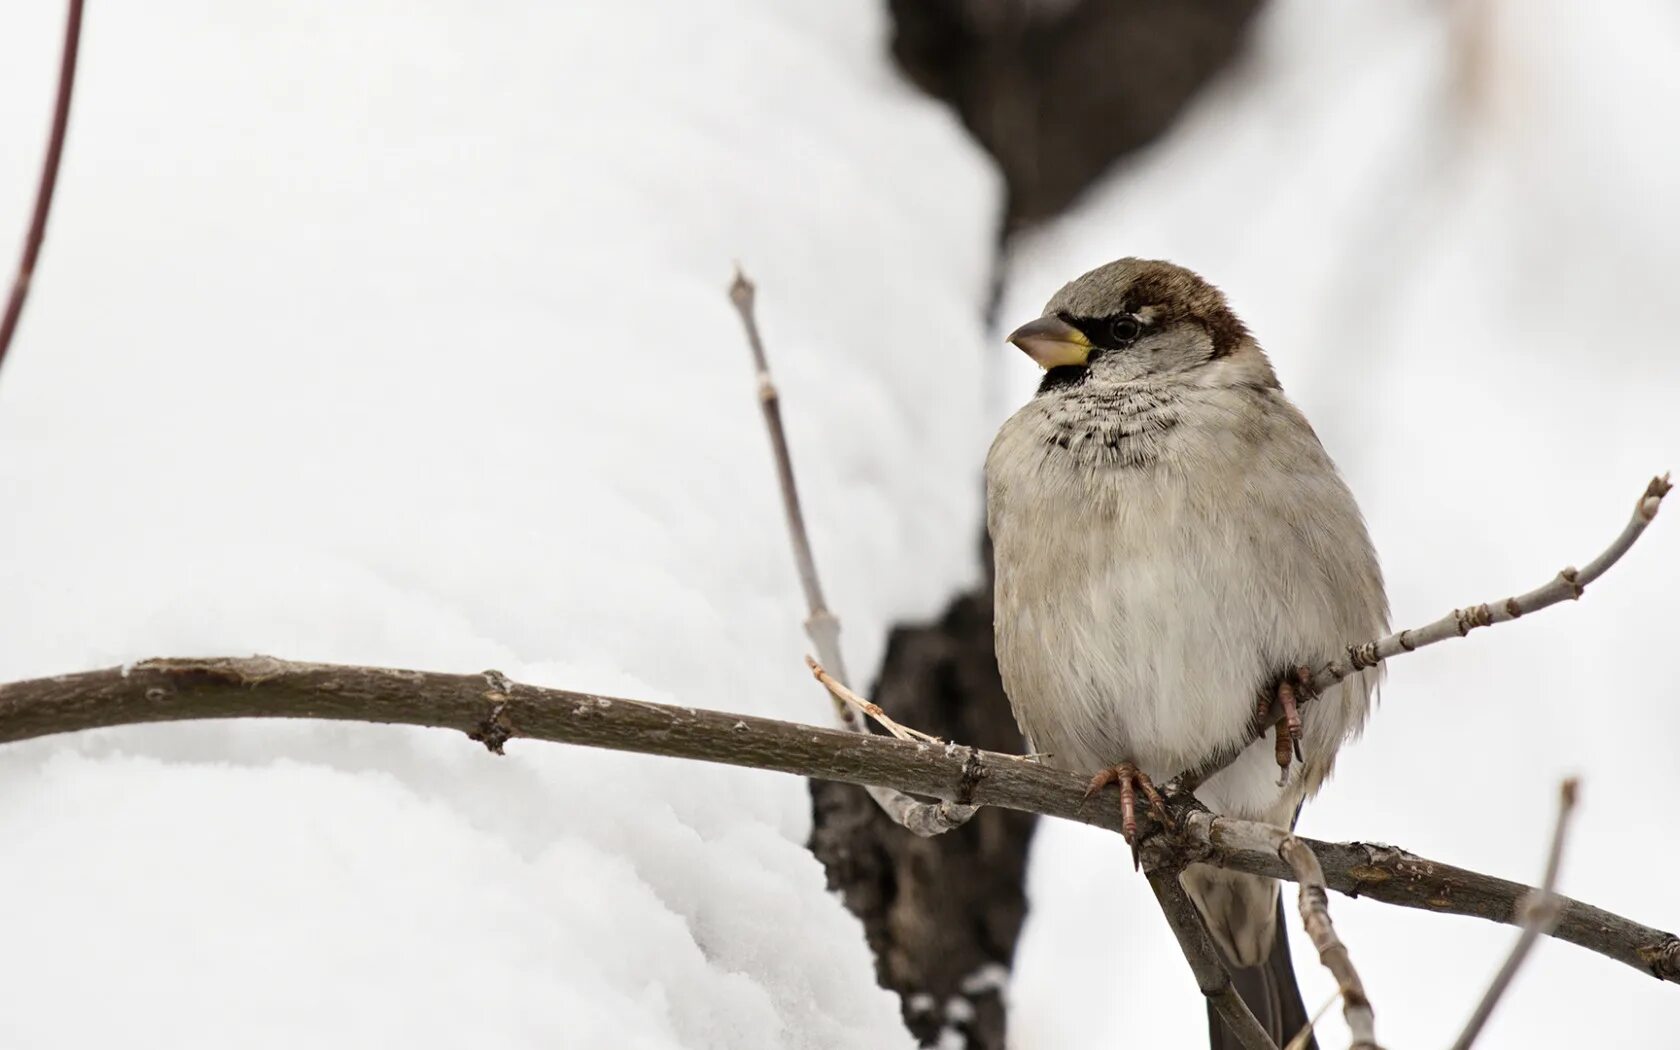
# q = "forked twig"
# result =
<box><xmin>727</xmin><ymin>265</ymin><xmax>977</xmax><ymax>835</ymax></box>
<box><xmin>1449</xmin><ymin>778</ymin><xmax>1580</xmax><ymax>1050</ymax></box>
<box><xmin>807</xmin><ymin>656</ymin><xmax>943</xmax><ymax>744</ymax></box>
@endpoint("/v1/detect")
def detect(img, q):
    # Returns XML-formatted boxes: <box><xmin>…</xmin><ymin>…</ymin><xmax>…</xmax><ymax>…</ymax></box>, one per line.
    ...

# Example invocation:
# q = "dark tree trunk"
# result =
<box><xmin>810</xmin><ymin>5</ymin><xmax>1269</xmax><ymax>1045</ymax></box>
<box><xmin>888</xmin><ymin>0</ymin><xmax>1265</xmax><ymax>232</ymax></box>
<box><xmin>808</xmin><ymin>566</ymin><xmax>1031</xmax><ymax>1050</ymax></box>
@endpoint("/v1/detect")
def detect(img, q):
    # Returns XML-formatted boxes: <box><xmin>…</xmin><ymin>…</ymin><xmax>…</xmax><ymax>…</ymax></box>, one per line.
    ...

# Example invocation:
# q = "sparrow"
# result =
<box><xmin>985</xmin><ymin>258</ymin><xmax>1388</xmax><ymax>1049</ymax></box>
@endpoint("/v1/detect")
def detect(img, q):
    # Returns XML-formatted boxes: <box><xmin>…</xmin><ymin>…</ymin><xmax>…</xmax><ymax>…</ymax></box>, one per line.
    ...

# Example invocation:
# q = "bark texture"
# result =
<box><xmin>1</xmin><ymin>656</ymin><xmax>1676</xmax><ymax>993</ymax></box>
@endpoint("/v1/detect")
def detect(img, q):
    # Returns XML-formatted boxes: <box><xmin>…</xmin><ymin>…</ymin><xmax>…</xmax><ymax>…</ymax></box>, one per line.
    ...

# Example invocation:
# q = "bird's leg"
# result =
<box><xmin>1289</xmin><ymin>663</ymin><xmax>1319</xmax><ymax>755</ymax></box>
<box><xmin>1257</xmin><ymin>667</ymin><xmax>1312</xmax><ymax>783</ymax></box>
<box><xmin>1083</xmin><ymin>760</ymin><xmax>1172</xmax><ymax>869</ymax></box>
<box><xmin>1255</xmin><ymin>687</ymin><xmax>1293</xmax><ymax>780</ymax></box>
<box><xmin>1272</xmin><ymin>715</ymin><xmax>1294</xmax><ymax>782</ymax></box>
<box><xmin>1276</xmin><ymin>680</ymin><xmax>1303</xmax><ymax>760</ymax></box>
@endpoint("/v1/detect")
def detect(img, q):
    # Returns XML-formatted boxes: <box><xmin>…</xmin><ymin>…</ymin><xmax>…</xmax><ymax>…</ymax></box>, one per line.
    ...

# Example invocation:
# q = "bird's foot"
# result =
<box><xmin>1083</xmin><ymin>760</ymin><xmax>1173</xmax><ymax>870</ymax></box>
<box><xmin>1257</xmin><ymin>666</ymin><xmax>1316</xmax><ymax>783</ymax></box>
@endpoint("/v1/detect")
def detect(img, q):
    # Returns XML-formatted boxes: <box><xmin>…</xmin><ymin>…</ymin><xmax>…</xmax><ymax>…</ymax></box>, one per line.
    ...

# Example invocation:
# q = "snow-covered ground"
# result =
<box><xmin>0</xmin><ymin>3</ymin><xmax>995</xmax><ymax>1047</ymax></box>
<box><xmin>5</xmin><ymin>1</ymin><xmax>1676</xmax><ymax>1048</ymax></box>
<box><xmin>1001</xmin><ymin>2</ymin><xmax>1680</xmax><ymax>1047</ymax></box>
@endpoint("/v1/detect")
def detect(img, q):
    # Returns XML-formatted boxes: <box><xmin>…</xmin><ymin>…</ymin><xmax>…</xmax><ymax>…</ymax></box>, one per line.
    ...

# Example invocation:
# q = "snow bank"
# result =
<box><xmin>1000</xmin><ymin>2</ymin><xmax>1680</xmax><ymax>1046</ymax></box>
<box><xmin>0</xmin><ymin>2</ymin><xmax>996</xmax><ymax>1047</ymax></box>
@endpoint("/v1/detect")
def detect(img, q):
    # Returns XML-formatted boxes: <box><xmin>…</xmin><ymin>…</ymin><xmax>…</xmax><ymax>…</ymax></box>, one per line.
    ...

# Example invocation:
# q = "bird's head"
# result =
<box><xmin>1007</xmin><ymin>257</ymin><xmax>1272</xmax><ymax>391</ymax></box>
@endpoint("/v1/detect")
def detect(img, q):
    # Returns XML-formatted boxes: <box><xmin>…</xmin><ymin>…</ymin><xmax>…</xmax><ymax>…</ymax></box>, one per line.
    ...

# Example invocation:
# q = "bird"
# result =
<box><xmin>985</xmin><ymin>257</ymin><xmax>1387</xmax><ymax>1050</ymax></box>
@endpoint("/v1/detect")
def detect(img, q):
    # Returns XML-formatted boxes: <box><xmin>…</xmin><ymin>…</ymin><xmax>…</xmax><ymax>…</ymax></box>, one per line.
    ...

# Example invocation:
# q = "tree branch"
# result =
<box><xmin>808</xmin><ymin>655</ymin><xmax>943</xmax><ymax>744</ymax></box>
<box><xmin>724</xmin><ymin>266</ymin><xmax>1671</xmax><ymax>1041</ymax></box>
<box><xmin>1145</xmin><ymin>807</ymin><xmax>1677</xmax><ymax>988</ymax></box>
<box><xmin>1148</xmin><ymin>872</ymin><xmax>1279</xmax><ymax>1050</ymax></box>
<box><xmin>726</xmin><ymin>267</ymin><xmax>840</xmax><ymax>684</ymax></box>
<box><xmin>1449</xmin><ymin>778</ymin><xmax>1580</xmax><ymax>1050</ymax></box>
<box><xmin>727</xmin><ymin>266</ymin><xmax>978</xmax><ymax>836</ymax></box>
<box><xmin>1279</xmin><ymin>837</ymin><xmax>1379</xmax><ymax>1050</ymax></box>
<box><xmin>0</xmin><ymin>0</ymin><xmax>85</xmax><ymax>379</ymax></box>
<box><xmin>3</xmin><ymin>656</ymin><xmax>1675</xmax><ymax>989</ymax></box>
<box><xmin>1172</xmin><ymin>474</ymin><xmax>1672</xmax><ymax>790</ymax></box>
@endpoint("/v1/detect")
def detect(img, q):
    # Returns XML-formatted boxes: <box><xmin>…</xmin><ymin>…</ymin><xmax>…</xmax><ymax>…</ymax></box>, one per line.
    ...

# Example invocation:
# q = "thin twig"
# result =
<box><xmin>0</xmin><ymin>0</ymin><xmax>85</xmax><ymax>379</ymax></box>
<box><xmin>1173</xmin><ymin>475</ymin><xmax>1671</xmax><ymax>790</ymax></box>
<box><xmin>1284</xmin><ymin>991</ymin><xmax>1341</xmax><ymax>1050</ymax></box>
<box><xmin>1147</xmin><ymin>872</ymin><xmax>1279</xmax><ymax>1050</ymax></box>
<box><xmin>807</xmin><ymin>656</ymin><xmax>943</xmax><ymax>743</ymax></box>
<box><xmin>727</xmin><ymin>265</ymin><xmax>978</xmax><ymax>836</ymax></box>
<box><xmin>1279</xmin><ymin>837</ymin><xmax>1380</xmax><ymax>1050</ymax></box>
<box><xmin>1449</xmin><ymin>778</ymin><xmax>1581</xmax><ymax>1050</ymax></box>
<box><xmin>727</xmin><ymin>267</ymin><xmax>853</xmax><ymax>715</ymax></box>
<box><xmin>3</xmin><ymin>657</ymin><xmax>1676</xmax><ymax>986</ymax></box>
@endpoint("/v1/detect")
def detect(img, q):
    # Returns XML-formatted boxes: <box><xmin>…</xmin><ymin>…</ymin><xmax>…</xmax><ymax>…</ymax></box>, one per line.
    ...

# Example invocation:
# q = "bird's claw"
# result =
<box><xmin>1259</xmin><ymin>666</ymin><xmax>1315</xmax><ymax>782</ymax></box>
<box><xmin>1083</xmin><ymin>760</ymin><xmax>1172</xmax><ymax>870</ymax></box>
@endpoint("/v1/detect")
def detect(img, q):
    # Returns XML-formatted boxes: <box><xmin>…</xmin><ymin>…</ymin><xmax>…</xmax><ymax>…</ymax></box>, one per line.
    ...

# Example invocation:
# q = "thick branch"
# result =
<box><xmin>0</xmin><ymin>0</ymin><xmax>84</xmax><ymax>378</ymax></box>
<box><xmin>1174</xmin><ymin>474</ymin><xmax>1672</xmax><ymax>789</ymax></box>
<box><xmin>1147</xmin><ymin>872</ymin><xmax>1278</xmax><ymax>1050</ymax></box>
<box><xmin>727</xmin><ymin>266</ymin><xmax>977</xmax><ymax>836</ymax></box>
<box><xmin>1144</xmin><ymin>808</ymin><xmax>1678</xmax><ymax>988</ymax></box>
<box><xmin>2</xmin><ymin>656</ymin><xmax>1675</xmax><ymax>988</ymax></box>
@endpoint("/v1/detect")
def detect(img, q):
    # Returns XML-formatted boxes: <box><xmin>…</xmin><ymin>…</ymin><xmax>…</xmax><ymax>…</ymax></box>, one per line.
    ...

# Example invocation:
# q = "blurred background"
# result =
<box><xmin>1</xmin><ymin>1</ymin><xmax>1675</xmax><ymax>1048</ymax></box>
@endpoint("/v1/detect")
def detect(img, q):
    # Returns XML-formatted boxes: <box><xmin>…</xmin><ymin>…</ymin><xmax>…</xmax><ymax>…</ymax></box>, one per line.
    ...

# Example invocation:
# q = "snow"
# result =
<box><xmin>1000</xmin><ymin>2</ymin><xmax>1680</xmax><ymax>1047</ymax></box>
<box><xmin>4</xmin><ymin>1</ymin><xmax>1675</xmax><ymax>1047</ymax></box>
<box><xmin>0</xmin><ymin>2</ymin><xmax>995</xmax><ymax>1048</ymax></box>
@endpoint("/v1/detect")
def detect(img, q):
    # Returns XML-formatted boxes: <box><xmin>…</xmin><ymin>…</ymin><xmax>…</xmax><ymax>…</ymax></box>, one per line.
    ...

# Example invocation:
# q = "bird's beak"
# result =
<box><xmin>1006</xmin><ymin>316</ymin><xmax>1091</xmax><ymax>370</ymax></box>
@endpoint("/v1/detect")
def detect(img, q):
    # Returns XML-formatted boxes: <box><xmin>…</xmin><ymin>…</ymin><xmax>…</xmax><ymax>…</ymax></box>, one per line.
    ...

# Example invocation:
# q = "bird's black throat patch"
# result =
<box><xmin>1036</xmin><ymin>365</ymin><xmax>1090</xmax><ymax>394</ymax></box>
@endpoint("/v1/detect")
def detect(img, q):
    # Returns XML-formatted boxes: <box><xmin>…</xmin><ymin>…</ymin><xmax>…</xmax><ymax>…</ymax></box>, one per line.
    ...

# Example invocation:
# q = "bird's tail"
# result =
<box><xmin>1205</xmin><ymin>892</ymin><xmax>1314</xmax><ymax>1050</ymax></box>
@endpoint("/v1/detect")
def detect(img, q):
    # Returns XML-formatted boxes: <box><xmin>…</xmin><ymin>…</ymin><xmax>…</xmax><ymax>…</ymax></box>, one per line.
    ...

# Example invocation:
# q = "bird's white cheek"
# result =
<box><xmin>1089</xmin><ymin>354</ymin><xmax>1150</xmax><ymax>385</ymax></box>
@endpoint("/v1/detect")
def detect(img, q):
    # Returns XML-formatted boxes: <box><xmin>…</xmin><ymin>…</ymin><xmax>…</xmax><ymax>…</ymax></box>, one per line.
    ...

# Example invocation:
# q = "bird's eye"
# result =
<box><xmin>1107</xmin><ymin>316</ymin><xmax>1141</xmax><ymax>345</ymax></box>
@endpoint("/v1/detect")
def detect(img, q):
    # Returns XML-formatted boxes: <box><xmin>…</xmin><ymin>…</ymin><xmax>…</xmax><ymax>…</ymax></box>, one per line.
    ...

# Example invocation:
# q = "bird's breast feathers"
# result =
<box><xmin>985</xmin><ymin>386</ymin><xmax>1386</xmax><ymax>815</ymax></box>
